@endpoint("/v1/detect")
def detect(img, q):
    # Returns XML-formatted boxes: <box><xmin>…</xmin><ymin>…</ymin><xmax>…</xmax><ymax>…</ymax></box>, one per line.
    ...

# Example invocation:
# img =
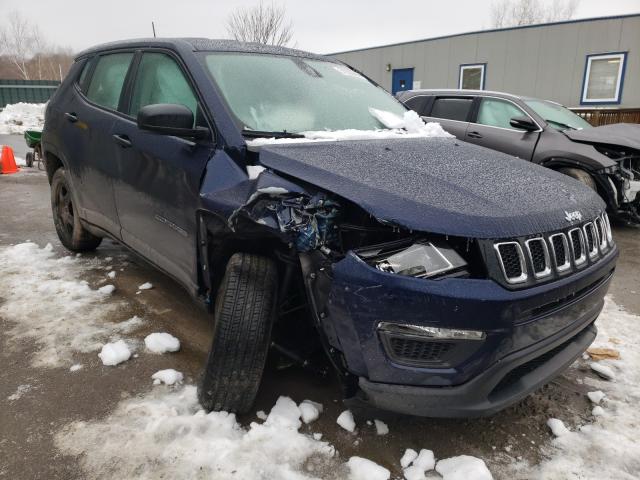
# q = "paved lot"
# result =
<box><xmin>1</xmin><ymin>133</ymin><xmax>638</xmax><ymax>479</ymax></box>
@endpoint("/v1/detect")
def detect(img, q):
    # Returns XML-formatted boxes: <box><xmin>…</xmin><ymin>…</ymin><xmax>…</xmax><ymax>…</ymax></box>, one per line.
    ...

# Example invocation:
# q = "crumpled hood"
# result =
<box><xmin>258</xmin><ymin>137</ymin><xmax>605</xmax><ymax>239</ymax></box>
<box><xmin>564</xmin><ymin>123</ymin><xmax>640</xmax><ymax>150</ymax></box>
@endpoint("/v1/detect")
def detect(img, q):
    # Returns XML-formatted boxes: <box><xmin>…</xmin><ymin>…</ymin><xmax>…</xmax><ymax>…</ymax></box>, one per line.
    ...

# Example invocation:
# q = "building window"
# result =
<box><xmin>581</xmin><ymin>52</ymin><xmax>627</xmax><ymax>104</ymax></box>
<box><xmin>459</xmin><ymin>64</ymin><xmax>485</xmax><ymax>90</ymax></box>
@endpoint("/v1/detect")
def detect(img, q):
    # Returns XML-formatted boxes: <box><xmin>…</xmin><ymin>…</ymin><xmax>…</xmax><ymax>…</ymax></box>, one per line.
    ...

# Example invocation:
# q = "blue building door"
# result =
<box><xmin>392</xmin><ymin>68</ymin><xmax>414</xmax><ymax>95</ymax></box>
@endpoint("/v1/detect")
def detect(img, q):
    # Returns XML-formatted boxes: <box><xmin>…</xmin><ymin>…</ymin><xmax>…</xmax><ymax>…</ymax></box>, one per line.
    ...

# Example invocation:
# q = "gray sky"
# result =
<box><xmin>3</xmin><ymin>0</ymin><xmax>640</xmax><ymax>54</ymax></box>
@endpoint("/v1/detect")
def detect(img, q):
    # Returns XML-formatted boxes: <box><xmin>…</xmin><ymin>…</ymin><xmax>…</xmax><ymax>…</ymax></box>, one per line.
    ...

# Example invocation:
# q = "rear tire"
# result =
<box><xmin>25</xmin><ymin>152</ymin><xmax>34</xmax><ymax>168</ymax></box>
<box><xmin>558</xmin><ymin>167</ymin><xmax>597</xmax><ymax>191</ymax></box>
<box><xmin>51</xmin><ymin>168</ymin><xmax>102</xmax><ymax>252</ymax></box>
<box><xmin>198</xmin><ymin>253</ymin><xmax>278</xmax><ymax>414</ymax></box>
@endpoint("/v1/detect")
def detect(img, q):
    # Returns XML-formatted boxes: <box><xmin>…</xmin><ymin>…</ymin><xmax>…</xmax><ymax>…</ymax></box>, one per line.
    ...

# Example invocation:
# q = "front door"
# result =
<box><xmin>111</xmin><ymin>51</ymin><xmax>213</xmax><ymax>289</ymax></box>
<box><xmin>392</xmin><ymin>68</ymin><xmax>414</xmax><ymax>96</ymax></box>
<box><xmin>465</xmin><ymin>97</ymin><xmax>541</xmax><ymax>161</ymax></box>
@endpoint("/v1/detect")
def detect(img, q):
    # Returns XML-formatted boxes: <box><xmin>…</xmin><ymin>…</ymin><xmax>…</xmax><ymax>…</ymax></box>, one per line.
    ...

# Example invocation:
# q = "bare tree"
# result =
<box><xmin>226</xmin><ymin>1</ymin><xmax>294</xmax><ymax>47</ymax></box>
<box><xmin>0</xmin><ymin>11</ymin><xmax>37</xmax><ymax>79</ymax></box>
<box><xmin>490</xmin><ymin>0</ymin><xmax>579</xmax><ymax>28</ymax></box>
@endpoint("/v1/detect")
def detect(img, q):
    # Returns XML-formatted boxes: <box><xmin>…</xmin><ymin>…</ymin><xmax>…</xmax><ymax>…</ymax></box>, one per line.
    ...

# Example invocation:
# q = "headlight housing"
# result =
<box><xmin>358</xmin><ymin>240</ymin><xmax>468</xmax><ymax>279</ymax></box>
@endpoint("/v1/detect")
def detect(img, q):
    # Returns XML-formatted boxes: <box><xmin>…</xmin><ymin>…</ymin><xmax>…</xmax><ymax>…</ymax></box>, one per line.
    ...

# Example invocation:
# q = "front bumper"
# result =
<box><xmin>309</xmin><ymin>245</ymin><xmax>617</xmax><ymax>417</ymax></box>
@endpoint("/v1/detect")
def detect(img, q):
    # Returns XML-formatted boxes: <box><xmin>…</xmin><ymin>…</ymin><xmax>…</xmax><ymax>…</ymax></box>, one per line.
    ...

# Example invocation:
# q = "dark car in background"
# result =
<box><xmin>42</xmin><ymin>39</ymin><xmax>617</xmax><ymax>418</ymax></box>
<box><xmin>398</xmin><ymin>89</ymin><xmax>640</xmax><ymax>225</ymax></box>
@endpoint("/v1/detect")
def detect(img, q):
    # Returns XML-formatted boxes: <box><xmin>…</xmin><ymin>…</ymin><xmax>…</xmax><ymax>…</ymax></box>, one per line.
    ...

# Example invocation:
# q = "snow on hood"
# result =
<box><xmin>0</xmin><ymin>102</ymin><xmax>46</xmax><ymax>134</ymax></box>
<box><xmin>246</xmin><ymin>109</ymin><xmax>452</xmax><ymax>150</ymax></box>
<box><xmin>564</xmin><ymin>123</ymin><xmax>640</xmax><ymax>151</ymax></box>
<box><xmin>258</xmin><ymin>137</ymin><xmax>605</xmax><ymax>238</ymax></box>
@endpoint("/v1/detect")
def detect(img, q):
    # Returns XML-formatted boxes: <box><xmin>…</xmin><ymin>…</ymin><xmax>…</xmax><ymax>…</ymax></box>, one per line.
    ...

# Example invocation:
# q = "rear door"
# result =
<box><xmin>423</xmin><ymin>96</ymin><xmax>474</xmax><ymax>139</ymax></box>
<box><xmin>465</xmin><ymin>96</ymin><xmax>541</xmax><ymax>160</ymax></box>
<box><xmin>111</xmin><ymin>50</ymin><xmax>214</xmax><ymax>289</ymax></box>
<box><xmin>58</xmin><ymin>52</ymin><xmax>135</xmax><ymax>236</ymax></box>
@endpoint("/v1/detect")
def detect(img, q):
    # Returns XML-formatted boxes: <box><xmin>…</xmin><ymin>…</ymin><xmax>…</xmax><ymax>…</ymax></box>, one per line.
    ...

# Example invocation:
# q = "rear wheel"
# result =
<box><xmin>198</xmin><ymin>253</ymin><xmax>278</xmax><ymax>414</ymax></box>
<box><xmin>558</xmin><ymin>167</ymin><xmax>597</xmax><ymax>191</ymax></box>
<box><xmin>51</xmin><ymin>168</ymin><xmax>102</xmax><ymax>252</ymax></box>
<box><xmin>25</xmin><ymin>152</ymin><xmax>34</xmax><ymax>168</ymax></box>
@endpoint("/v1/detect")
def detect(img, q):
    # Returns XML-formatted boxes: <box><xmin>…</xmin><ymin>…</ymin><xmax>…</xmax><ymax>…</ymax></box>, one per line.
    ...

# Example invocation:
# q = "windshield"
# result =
<box><xmin>203</xmin><ymin>53</ymin><xmax>407</xmax><ymax>133</ymax></box>
<box><xmin>524</xmin><ymin>99</ymin><xmax>592</xmax><ymax>131</ymax></box>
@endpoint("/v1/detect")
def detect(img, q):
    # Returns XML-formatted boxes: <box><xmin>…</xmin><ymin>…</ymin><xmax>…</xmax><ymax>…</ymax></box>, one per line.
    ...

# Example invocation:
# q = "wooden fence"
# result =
<box><xmin>0</xmin><ymin>80</ymin><xmax>60</xmax><ymax>109</ymax></box>
<box><xmin>571</xmin><ymin>108</ymin><xmax>640</xmax><ymax>127</ymax></box>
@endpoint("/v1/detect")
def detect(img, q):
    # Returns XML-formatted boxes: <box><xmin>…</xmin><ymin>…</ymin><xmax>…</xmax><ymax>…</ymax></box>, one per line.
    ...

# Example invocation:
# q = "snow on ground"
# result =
<box><xmin>337</xmin><ymin>410</ymin><xmax>356</xmax><ymax>433</ymax></box>
<box><xmin>144</xmin><ymin>332</ymin><xmax>180</xmax><ymax>353</ymax></box>
<box><xmin>505</xmin><ymin>297</ymin><xmax>640</xmax><ymax>479</ymax></box>
<box><xmin>347</xmin><ymin>456</ymin><xmax>390</xmax><ymax>480</ymax></box>
<box><xmin>98</xmin><ymin>340</ymin><xmax>131</xmax><ymax>366</ymax></box>
<box><xmin>436</xmin><ymin>456</ymin><xmax>493</xmax><ymax>480</ymax></box>
<box><xmin>152</xmin><ymin>369</ymin><xmax>184</xmax><ymax>385</ymax></box>
<box><xmin>138</xmin><ymin>282</ymin><xmax>153</xmax><ymax>290</ymax></box>
<box><xmin>0</xmin><ymin>102</ymin><xmax>46</xmax><ymax>134</ymax></box>
<box><xmin>0</xmin><ymin>242</ymin><xmax>144</xmax><ymax>367</ymax></box>
<box><xmin>7</xmin><ymin>384</ymin><xmax>33</xmax><ymax>401</ymax></box>
<box><xmin>246</xmin><ymin>109</ymin><xmax>452</xmax><ymax>149</ymax></box>
<box><xmin>55</xmin><ymin>387</ymin><xmax>343</xmax><ymax>480</ymax></box>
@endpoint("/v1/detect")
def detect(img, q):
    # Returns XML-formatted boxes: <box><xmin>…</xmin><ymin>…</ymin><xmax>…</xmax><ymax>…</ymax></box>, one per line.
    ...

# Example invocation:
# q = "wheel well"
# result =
<box><xmin>44</xmin><ymin>151</ymin><xmax>63</xmax><ymax>184</ymax></box>
<box><xmin>545</xmin><ymin>160</ymin><xmax>616</xmax><ymax>209</ymax></box>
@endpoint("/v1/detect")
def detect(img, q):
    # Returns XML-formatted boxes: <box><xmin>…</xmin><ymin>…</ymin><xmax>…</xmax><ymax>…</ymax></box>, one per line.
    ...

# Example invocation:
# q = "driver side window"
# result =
<box><xmin>128</xmin><ymin>53</ymin><xmax>204</xmax><ymax>127</ymax></box>
<box><xmin>477</xmin><ymin>98</ymin><xmax>528</xmax><ymax>130</ymax></box>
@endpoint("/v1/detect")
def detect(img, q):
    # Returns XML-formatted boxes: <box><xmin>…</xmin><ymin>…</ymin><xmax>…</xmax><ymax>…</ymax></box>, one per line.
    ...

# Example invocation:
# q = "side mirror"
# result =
<box><xmin>509</xmin><ymin>115</ymin><xmax>538</xmax><ymax>132</ymax></box>
<box><xmin>137</xmin><ymin>103</ymin><xmax>208</xmax><ymax>139</ymax></box>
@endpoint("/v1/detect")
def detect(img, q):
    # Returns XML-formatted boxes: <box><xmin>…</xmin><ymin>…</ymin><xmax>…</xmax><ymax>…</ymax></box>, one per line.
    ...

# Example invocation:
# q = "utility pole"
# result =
<box><xmin>152</xmin><ymin>21</ymin><xmax>157</xmax><ymax>38</ymax></box>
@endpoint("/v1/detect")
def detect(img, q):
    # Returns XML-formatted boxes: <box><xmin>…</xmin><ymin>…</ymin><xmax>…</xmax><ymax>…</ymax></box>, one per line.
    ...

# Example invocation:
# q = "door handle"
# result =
<box><xmin>467</xmin><ymin>131</ymin><xmax>483</xmax><ymax>139</ymax></box>
<box><xmin>112</xmin><ymin>134</ymin><xmax>132</xmax><ymax>148</ymax></box>
<box><xmin>65</xmin><ymin>112</ymin><xmax>78</xmax><ymax>123</ymax></box>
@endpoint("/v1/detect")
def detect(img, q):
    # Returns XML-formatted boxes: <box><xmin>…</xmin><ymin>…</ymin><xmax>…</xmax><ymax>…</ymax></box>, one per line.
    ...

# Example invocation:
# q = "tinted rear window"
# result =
<box><xmin>403</xmin><ymin>96</ymin><xmax>429</xmax><ymax>115</ymax></box>
<box><xmin>430</xmin><ymin>97</ymin><xmax>473</xmax><ymax>122</ymax></box>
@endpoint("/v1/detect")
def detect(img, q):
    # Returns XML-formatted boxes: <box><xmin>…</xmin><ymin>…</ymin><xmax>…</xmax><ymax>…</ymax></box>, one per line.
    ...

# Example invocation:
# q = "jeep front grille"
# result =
<box><xmin>492</xmin><ymin>213</ymin><xmax>613</xmax><ymax>287</ymax></box>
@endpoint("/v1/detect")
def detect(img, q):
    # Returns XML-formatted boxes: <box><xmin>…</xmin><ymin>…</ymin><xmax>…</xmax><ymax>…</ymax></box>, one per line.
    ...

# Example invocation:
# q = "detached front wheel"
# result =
<box><xmin>51</xmin><ymin>168</ymin><xmax>102</xmax><ymax>252</ymax></box>
<box><xmin>198</xmin><ymin>253</ymin><xmax>278</xmax><ymax>414</ymax></box>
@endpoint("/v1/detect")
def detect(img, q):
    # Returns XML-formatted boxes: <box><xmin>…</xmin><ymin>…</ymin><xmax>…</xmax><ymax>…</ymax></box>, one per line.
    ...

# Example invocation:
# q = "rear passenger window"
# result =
<box><xmin>430</xmin><ymin>97</ymin><xmax>473</xmax><ymax>122</ymax></box>
<box><xmin>85</xmin><ymin>53</ymin><xmax>134</xmax><ymax>110</ymax></box>
<box><xmin>477</xmin><ymin>98</ymin><xmax>527</xmax><ymax>129</ymax></box>
<box><xmin>403</xmin><ymin>96</ymin><xmax>429</xmax><ymax>116</ymax></box>
<box><xmin>128</xmin><ymin>53</ymin><xmax>200</xmax><ymax>126</ymax></box>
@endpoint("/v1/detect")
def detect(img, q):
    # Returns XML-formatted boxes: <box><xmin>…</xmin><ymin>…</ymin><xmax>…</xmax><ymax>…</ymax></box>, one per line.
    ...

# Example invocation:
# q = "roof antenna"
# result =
<box><xmin>152</xmin><ymin>21</ymin><xmax>157</xmax><ymax>38</ymax></box>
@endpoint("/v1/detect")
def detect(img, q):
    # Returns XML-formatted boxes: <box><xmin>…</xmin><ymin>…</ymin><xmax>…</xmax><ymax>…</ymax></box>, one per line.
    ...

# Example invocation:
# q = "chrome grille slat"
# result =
<box><xmin>549</xmin><ymin>233</ymin><xmax>570</xmax><ymax>272</ymax></box>
<box><xmin>493</xmin><ymin>215</ymin><xmax>611</xmax><ymax>286</ymax></box>
<box><xmin>494</xmin><ymin>241</ymin><xmax>527</xmax><ymax>284</ymax></box>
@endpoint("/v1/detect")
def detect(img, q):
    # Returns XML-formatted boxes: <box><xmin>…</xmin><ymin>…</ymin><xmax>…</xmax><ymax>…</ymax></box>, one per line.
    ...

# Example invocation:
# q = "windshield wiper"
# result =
<box><xmin>544</xmin><ymin>119</ymin><xmax>576</xmax><ymax>131</ymax></box>
<box><xmin>242</xmin><ymin>129</ymin><xmax>304</xmax><ymax>139</ymax></box>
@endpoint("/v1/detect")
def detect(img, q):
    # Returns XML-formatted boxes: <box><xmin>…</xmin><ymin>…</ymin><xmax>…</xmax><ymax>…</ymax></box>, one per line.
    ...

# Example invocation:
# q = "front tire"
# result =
<box><xmin>50</xmin><ymin>168</ymin><xmax>102</xmax><ymax>252</ymax></box>
<box><xmin>559</xmin><ymin>167</ymin><xmax>597</xmax><ymax>191</ymax></box>
<box><xmin>198</xmin><ymin>253</ymin><xmax>278</xmax><ymax>414</ymax></box>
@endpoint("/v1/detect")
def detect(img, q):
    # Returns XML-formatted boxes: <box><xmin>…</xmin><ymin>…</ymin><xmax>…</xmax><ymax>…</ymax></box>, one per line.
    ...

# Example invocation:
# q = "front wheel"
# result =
<box><xmin>198</xmin><ymin>253</ymin><xmax>278</xmax><ymax>414</ymax></box>
<box><xmin>558</xmin><ymin>167</ymin><xmax>597</xmax><ymax>191</ymax></box>
<box><xmin>51</xmin><ymin>168</ymin><xmax>102</xmax><ymax>252</ymax></box>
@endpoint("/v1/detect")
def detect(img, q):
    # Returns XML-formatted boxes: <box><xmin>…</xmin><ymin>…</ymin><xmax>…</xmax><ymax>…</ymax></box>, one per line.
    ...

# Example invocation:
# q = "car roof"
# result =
<box><xmin>75</xmin><ymin>38</ymin><xmax>331</xmax><ymax>62</ymax></box>
<box><xmin>399</xmin><ymin>89</ymin><xmax>529</xmax><ymax>101</ymax></box>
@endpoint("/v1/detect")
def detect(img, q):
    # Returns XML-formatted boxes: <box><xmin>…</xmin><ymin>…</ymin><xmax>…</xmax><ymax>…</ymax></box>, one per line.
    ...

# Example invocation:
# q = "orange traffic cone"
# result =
<box><xmin>0</xmin><ymin>145</ymin><xmax>19</xmax><ymax>174</ymax></box>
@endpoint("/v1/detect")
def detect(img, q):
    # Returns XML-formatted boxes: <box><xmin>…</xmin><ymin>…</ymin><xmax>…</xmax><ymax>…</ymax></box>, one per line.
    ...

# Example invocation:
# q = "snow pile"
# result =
<box><xmin>144</xmin><ymin>332</ymin><xmax>180</xmax><ymax>353</ymax></box>
<box><xmin>246</xmin><ymin>108</ymin><xmax>452</xmax><ymax>148</ymax></box>
<box><xmin>347</xmin><ymin>456</ymin><xmax>390</xmax><ymax>480</ymax></box>
<box><xmin>0</xmin><ymin>102</ymin><xmax>46</xmax><ymax>134</ymax></box>
<box><xmin>69</xmin><ymin>364</ymin><xmax>83</xmax><ymax>372</ymax></box>
<box><xmin>508</xmin><ymin>298</ymin><xmax>640</xmax><ymax>478</ymax></box>
<box><xmin>337</xmin><ymin>410</ymin><xmax>356</xmax><ymax>432</ymax></box>
<box><xmin>0</xmin><ymin>242</ymin><xmax>143</xmax><ymax>367</ymax></box>
<box><xmin>374</xmin><ymin>419</ymin><xmax>389</xmax><ymax>435</ymax></box>
<box><xmin>435</xmin><ymin>456</ymin><xmax>493</xmax><ymax>480</ymax></box>
<box><xmin>55</xmin><ymin>387</ymin><xmax>339</xmax><ymax>479</ymax></box>
<box><xmin>152</xmin><ymin>369</ymin><xmax>184</xmax><ymax>385</ymax></box>
<box><xmin>299</xmin><ymin>399</ymin><xmax>322</xmax><ymax>424</ymax></box>
<box><xmin>402</xmin><ymin>449</ymin><xmax>436</xmax><ymax>480</ymax></box>
<box><xmin>138</xmin><ymin>282</ymin><xmax>153</xmax><ymax>290</ymax></box>
<box><xmin>546</xmin><ymin>418</ymin><xmax>570</xmax><ymax>437</ymax></box>
<box><xmin>98</xmin><ymin>340</ymin><xmax>131</xmax><ymax>366</ymax></box>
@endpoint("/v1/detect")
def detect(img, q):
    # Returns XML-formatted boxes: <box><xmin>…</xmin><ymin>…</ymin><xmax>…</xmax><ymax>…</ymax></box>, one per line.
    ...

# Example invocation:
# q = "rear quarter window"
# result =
<box><xmin>403</xmin><ymin>96</ymin><xmax>430</xmax><ymax>116</ymax></box>
<box><xmin>430</xmin><ymin>97</ymin><xmax>473</xmax><ymax>122</ymax></box>
<box><xmin>85</xmin><ymin>53</ymin><xmax>134</xmax><ymax>111</ymax></box>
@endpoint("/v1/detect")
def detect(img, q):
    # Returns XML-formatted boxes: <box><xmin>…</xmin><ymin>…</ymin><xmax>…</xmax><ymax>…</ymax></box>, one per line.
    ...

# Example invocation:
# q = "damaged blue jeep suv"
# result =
<box><xmin>42</xmin><ymin>39</ymin><xmax>618</xmax><ymax>417</ymax></box>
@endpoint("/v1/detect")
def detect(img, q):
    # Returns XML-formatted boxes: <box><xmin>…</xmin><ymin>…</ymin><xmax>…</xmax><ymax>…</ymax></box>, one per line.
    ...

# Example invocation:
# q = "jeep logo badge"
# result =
<box><xmin>565</xmin><ymin>210</ymin><xmax>583</xmax><ymax>222</ymax></box>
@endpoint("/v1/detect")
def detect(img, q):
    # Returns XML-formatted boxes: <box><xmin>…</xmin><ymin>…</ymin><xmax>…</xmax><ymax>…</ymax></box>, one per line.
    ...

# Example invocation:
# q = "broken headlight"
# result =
<box><xmin>359</xmin><ymin>241</ymin><xmax>468</xmax><ymax>279</ymax></box>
